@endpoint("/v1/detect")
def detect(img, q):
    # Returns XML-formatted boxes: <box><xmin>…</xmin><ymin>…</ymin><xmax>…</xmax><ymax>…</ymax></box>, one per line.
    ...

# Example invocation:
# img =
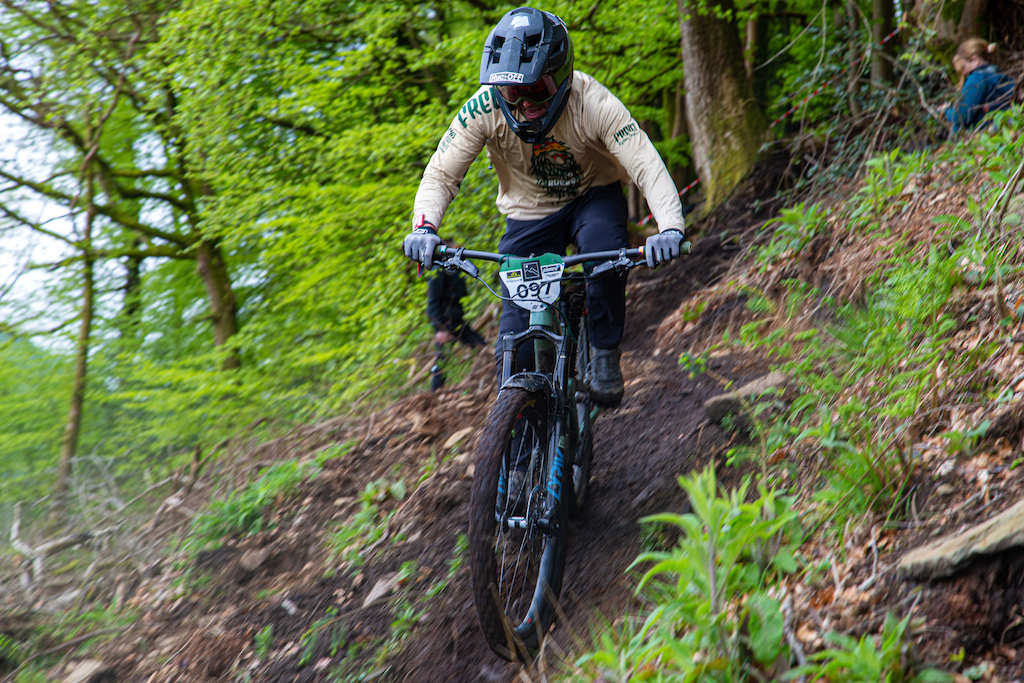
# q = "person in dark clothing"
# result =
<box><xmin>427</xmin><ymin>268</ymin><xmax>486</xmax><ymax>390</ymax></box>
<box><xmin>941</xmin><ymin>39</ymin><xmax>1014</xmax><ymax>134</ymax></box>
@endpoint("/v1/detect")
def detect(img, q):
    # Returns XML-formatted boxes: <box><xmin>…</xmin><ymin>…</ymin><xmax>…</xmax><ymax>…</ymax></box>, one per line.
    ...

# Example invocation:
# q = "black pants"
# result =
<box><xmin>431</xmin><ymin>325</ymin><xmax>486</xmax><ymax>390</ymax></box>
<box><xmin>496</xmin><ymin>183</ymin><xmax>629</xmax><ymax>371</ymax></box>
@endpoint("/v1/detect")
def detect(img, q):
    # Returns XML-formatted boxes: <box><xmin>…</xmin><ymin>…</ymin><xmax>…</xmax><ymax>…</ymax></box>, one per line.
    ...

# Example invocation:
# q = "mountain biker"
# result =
<box><xmin>403</xmin><ymin>6</ymin><xmax>687</xmax><ymax>408</ymax></box>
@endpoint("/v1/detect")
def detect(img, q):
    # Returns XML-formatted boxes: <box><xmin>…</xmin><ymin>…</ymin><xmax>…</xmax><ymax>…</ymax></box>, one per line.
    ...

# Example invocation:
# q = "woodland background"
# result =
<box><xmin>2</xmin><ymin>0</ymin><xmax>1024</xmax><ymax>681</ymax></box>
<box><xmin>0</xmin><ymin>0</ymin><xmax>1013</xmax><ymax>512</ymax></box>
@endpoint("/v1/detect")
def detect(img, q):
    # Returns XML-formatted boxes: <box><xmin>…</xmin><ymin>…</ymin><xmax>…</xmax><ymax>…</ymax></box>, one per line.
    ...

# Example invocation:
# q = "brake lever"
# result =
<box><xmin>453</xmin><ymin>257</ymin><xmax>479</xmax><ymax>278</ymax></box>
<box><xmin>437</xmin><ymin>248</ymin><xmax>480</xmax><ymax>279</ymax></box>
<box><xmin>590</xmin><ymin>256</ymin><xmax>635</xmax><ymax>278</ymax></box>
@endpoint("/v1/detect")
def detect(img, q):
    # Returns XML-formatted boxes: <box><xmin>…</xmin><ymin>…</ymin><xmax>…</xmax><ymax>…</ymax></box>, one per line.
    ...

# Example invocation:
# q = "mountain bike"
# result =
<box><xmin>431</xmin><ymin>241</ymin><xmax>687</xmax><ymax>661</ymax></box>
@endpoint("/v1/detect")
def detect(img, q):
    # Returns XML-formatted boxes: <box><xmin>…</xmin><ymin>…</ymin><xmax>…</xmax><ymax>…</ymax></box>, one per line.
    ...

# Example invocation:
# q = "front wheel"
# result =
<box><xmin>468</xmin><ymin>387</ymin><xmax>568</xmax><ymax>661</ymax></box>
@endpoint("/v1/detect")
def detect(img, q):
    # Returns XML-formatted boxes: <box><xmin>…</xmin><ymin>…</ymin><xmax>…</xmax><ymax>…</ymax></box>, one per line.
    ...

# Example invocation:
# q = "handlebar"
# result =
<box><xmin>429</xmin><ymin>241</ymin><xmax>691</xmax><ymax>308</ymax></box>
<box><xmin>434</xmin><ymin>244</ymin><xmax>646</xmax><ymax>266</ymax></box>
<box><xmin>431</xmin><ymin>241</ymin><xmax>690</xmax><ymax>279</ymax></box>
<box><xmin>434</xmin><ymin>244</ymin><xmax>649</xmax><ymax>280</ymax></box>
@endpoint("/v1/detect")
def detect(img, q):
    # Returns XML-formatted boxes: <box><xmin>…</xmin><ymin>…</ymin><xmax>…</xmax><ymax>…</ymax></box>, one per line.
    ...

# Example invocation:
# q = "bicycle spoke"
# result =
<box><xmin>494</xmin><ymin>416</ymin><xmax>545</xmax><ymax>622</ymax></box>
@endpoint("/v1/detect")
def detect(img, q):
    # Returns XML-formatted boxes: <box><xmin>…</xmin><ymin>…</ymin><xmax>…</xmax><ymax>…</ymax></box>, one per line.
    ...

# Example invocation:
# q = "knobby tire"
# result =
<box><xmin>468</xmin><ymin>387</ymin><xmax>569</xmax><ymax>661</ymax></box>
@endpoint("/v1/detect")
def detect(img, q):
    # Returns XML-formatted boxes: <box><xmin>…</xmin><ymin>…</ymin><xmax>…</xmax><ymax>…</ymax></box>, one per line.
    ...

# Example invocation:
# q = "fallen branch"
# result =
<box><xmin>984</xmin><ymin>157</ymin><xmax>1024</xmax><ymax>236</ymax></box>
<box><xmin>9</xmin><ymin>503</ymin><xmax>122</xmax><ymax>587</ymax></box>
<box><xmin>147</xmin><ymin>488</ymin><xmax>197</xmax><ymax>531</ymax></box>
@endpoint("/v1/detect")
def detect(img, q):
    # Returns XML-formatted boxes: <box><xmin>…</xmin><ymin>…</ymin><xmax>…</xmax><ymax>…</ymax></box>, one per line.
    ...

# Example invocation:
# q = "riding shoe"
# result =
<box><xmin>590</xmin><ymin>346</ymin><xmax>624</xmax><ymax>409</ymax></box>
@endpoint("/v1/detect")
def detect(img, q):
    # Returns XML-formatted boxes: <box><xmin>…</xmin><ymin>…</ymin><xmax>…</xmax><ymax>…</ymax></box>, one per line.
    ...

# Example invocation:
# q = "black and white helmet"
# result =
<box><xmin>480</xmin><ymin>7</ymin><xmax>574</xmax><ymax>143</ymax></box>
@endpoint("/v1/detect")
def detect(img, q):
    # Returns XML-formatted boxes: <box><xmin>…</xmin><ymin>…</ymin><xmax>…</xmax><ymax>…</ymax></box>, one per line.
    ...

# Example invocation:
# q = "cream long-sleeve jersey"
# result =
<box><xmin>411</xmin><ymin>71</ymin><xmax>685</xmax><ymax>234</ymax></box>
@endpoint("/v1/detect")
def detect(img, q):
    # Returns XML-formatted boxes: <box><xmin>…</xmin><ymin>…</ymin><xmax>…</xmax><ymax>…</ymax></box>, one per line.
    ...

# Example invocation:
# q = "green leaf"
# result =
<box><xmin>746</xmin><ymin>594</ymin><xmax>784</xmax><ymax>664</ymax></box>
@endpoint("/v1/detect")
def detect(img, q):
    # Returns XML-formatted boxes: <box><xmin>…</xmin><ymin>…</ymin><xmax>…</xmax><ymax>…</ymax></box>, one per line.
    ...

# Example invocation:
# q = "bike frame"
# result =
<box><xmin>435</xmin><ymin>245</ymin><xmax>644</xmax><ymax>533</ymax></box>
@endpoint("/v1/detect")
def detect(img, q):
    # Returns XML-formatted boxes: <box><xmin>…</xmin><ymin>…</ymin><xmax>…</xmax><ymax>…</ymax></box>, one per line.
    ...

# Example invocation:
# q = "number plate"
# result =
<box><xmin>499</xmin><ymin>254</ymin><xmax>565</xmax><ymax>312</ymax></box>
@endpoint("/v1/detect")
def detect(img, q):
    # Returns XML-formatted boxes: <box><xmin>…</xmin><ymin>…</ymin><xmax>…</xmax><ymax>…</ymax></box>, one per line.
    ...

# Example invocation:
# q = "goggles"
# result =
<box><xmin>495</xmin><ymin>75</ymin><xmax>558</xmax><ymax>106</ymax></box>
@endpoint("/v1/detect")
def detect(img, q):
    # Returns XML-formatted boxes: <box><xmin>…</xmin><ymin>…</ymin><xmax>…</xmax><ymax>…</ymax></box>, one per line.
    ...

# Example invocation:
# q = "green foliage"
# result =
<box><xmin>329</xmin><ymin>533</ymin><xmax>466</xmax><ymax>681</ymax></box>
<box><xmin>678</xmin><ymin>351</ymin><xmax>709</xmax><ymax>378</ymax></box>
<box><xmin>941</xmin><ymin>421</ymin><xmax>990</xmax><ymax>458</ymax></box>
<box><xmin>299</xmin><ymin>608</ymin><xmax>346</xmax><ymax>668</ymax></box>
<box><xmin>0</xmin><ymin>337</ymin><xmax>70</xmax><ymax>496</ymax></box>
<box><xmin>0</xmin><ymin>605</ymin><xmax>137</xmax><ymax>682</ymax></box>
<box><xmin>0</xmin><ymin>632</ymin><xmax>22</xmax><ymax>669</ymax></box>
<box><xmin>189</xmin><ymin>459</ymin><xmax>318</xmax><ymax>548</ymax></box>
<box><xmin>254</xmin><ymin>625</ymin><xmax>273</xmax><ymax>661</ymax></box>
<box><xmin>851</xmin><ymin>149</ymin><xmax>928</xmax><ymax>228</ymax></box>
<box><xmin>787</xmin><ymin>612</ymin><xmax>951</xmax><ymax>683</ymax></box>
<box><xmin>757</xmin><ymin>202</ymin><xmax>829</xmax><ymax>266</ymax></box>
<box><xmin>326</xmin><ymin>479</ymin><xmax>406</xmax><ymax>569</ymax></box>
<box><xmin>574</xmin><ymin>466</ymin><xmax>801</xmax><ymax>682</ymax></box>
<box><xmin>777</xmin><ymin>241</ymin><xmax>992</xmax><ymax>520</ymax></box>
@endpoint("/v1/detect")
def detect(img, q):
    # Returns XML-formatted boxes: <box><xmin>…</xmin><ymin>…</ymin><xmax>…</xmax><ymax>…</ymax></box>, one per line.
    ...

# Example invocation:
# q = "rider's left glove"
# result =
<box><xmin>645</xmin><ymin>228</ymin><xmax>686</xmax><ymax>269</ymax></box>
<box><xmin>403</xmin><ymin>223</ymin><xmax>442</xmax><ymax>270</ymax></box>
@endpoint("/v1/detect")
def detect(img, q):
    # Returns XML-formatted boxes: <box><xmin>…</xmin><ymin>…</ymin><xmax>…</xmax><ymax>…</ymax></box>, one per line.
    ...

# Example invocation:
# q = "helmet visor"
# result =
<box><xmin>495</xmin><ymin>75</ymin><xmax>559</xmax><ymax>106</ymax></box>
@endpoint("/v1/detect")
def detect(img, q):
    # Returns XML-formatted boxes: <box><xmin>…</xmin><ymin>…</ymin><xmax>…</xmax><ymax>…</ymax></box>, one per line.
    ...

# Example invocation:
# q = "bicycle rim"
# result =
<box><xmin>469</xmin><ymin>387</ymin><xmax>567</xmax><ymax>661</ymax></box>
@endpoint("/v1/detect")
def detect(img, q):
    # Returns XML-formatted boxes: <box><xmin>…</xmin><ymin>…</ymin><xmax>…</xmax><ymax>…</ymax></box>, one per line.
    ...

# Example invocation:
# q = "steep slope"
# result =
<box><xmin>8</xmin><ymin>145</ymin><xmax>1024</xmax><ymax>682</ymax></box>
<box><xmin>42</xmin><ymin>183</ymin><xmax>770</xmax><ymax>682</ymax></box>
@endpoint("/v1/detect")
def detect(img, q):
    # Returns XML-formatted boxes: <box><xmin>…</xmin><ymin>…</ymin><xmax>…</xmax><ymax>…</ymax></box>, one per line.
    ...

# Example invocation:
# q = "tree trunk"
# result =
<box><xmin>120</xmin><ymin>238</ymin><xmax>142</xmax><ymax>341</ymax></box>
<box><xmin>678</xmin><ymin>0</ymin><xmax>768</xmax><ymax>213</ymax></box>
<box><xmin>955</xmin><ymin>0</ymin><xmax>991</xmax><ymax>43</ymax></box>
<box><xmin>666</xmin><ymin>82</ymin><xmax>696</xmax><ymax>192</ymax></box>
<box><xmin>871</xmin><ymin>0</ymin><xmax>895</xmax><ymax>87</ymax></box>
<box><xmin>195</xmin><ymin>239</ymin><xmax>240</xmax><ymax>370</ymax></box>
<box><xmin>744</xmin><ymin>18</ymin><xmax>758</xmax><ymax>84</ymax></box>
<box><xmin>54</xmin><ymin>179</ymin><xmax>96</xmax><ymax>508</ymax></box>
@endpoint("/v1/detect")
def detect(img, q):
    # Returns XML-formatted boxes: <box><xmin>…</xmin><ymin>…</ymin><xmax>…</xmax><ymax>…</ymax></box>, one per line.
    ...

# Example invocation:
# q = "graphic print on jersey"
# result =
<box><xmin>530</xmin><ymin>138</ymin><xmax>582</xmax><ymax>201</ymax></box>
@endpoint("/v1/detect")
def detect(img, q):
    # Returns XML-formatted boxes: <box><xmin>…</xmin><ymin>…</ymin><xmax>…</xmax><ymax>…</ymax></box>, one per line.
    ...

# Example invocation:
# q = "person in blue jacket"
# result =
<box><xmin>941</xmin><ymin>39</ymin><xmax>1014</xmax><ymax>134</ymax></box>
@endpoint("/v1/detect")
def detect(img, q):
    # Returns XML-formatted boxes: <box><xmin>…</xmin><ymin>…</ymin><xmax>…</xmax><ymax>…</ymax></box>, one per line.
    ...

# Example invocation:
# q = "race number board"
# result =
<box><xmin>499</xmin><ymin>254</ymin><xmax>565</xmax><ymax>312</ymax></box>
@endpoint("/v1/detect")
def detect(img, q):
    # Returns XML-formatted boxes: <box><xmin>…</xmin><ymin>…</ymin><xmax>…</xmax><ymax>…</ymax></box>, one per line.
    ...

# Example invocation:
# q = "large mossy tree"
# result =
<box><xmin>678</xmin><ymin>0</ymin><xmax>768</xmax><ymax>212</ymax></box>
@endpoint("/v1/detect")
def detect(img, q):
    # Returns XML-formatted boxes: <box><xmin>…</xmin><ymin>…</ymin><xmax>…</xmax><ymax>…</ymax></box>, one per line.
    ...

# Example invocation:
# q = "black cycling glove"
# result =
<box><xmin>645</xmin><ymin>229</ymin><xmax>686</xmax><ymax>269</ymax></box>
<box><xmin>403</xmin><ymin>223</ymin><xmax>442</xmax><ymax>270</ymax></box>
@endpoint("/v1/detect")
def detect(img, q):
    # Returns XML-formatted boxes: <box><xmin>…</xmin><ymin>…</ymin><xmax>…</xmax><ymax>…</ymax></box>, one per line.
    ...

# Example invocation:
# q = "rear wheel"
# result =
<box><xmin>468</xmin><ymin>388</ymin><xmax>568</xmax><ymax>661</ymax></box>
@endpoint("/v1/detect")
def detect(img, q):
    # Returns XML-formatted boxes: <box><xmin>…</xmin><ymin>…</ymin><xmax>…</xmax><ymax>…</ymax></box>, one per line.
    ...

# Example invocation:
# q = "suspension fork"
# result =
<box><xmin>531</xmin><ymin>307</ymin><xmax>556</xmax><ymax>374</ymax></box>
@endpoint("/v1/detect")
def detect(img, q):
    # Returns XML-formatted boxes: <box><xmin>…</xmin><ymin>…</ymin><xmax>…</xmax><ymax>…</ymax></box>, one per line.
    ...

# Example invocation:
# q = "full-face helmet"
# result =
<box><xmin>480</xmin><ymin>7</ymin><xmax>574</xmax><ymax>143</ymax></box>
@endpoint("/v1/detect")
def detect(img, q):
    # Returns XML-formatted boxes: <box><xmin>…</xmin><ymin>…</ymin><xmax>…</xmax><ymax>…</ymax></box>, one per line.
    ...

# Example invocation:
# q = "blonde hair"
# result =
<box><xmin>956</xmin><ymin>38</ymin><xmax>997</xmax><ymax>63</ymax></box>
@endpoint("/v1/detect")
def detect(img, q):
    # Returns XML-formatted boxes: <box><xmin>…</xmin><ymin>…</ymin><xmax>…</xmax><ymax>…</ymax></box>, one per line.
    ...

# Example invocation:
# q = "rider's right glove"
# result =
<box><xmin>645</xmin><ymin>228</ymin><xmax>686</xmax><ymax>269</ymax></box>
<box><xmin>403</xmin><ymin>222</ymin><xmax>442</xmax><ymax>271</ymax></box>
